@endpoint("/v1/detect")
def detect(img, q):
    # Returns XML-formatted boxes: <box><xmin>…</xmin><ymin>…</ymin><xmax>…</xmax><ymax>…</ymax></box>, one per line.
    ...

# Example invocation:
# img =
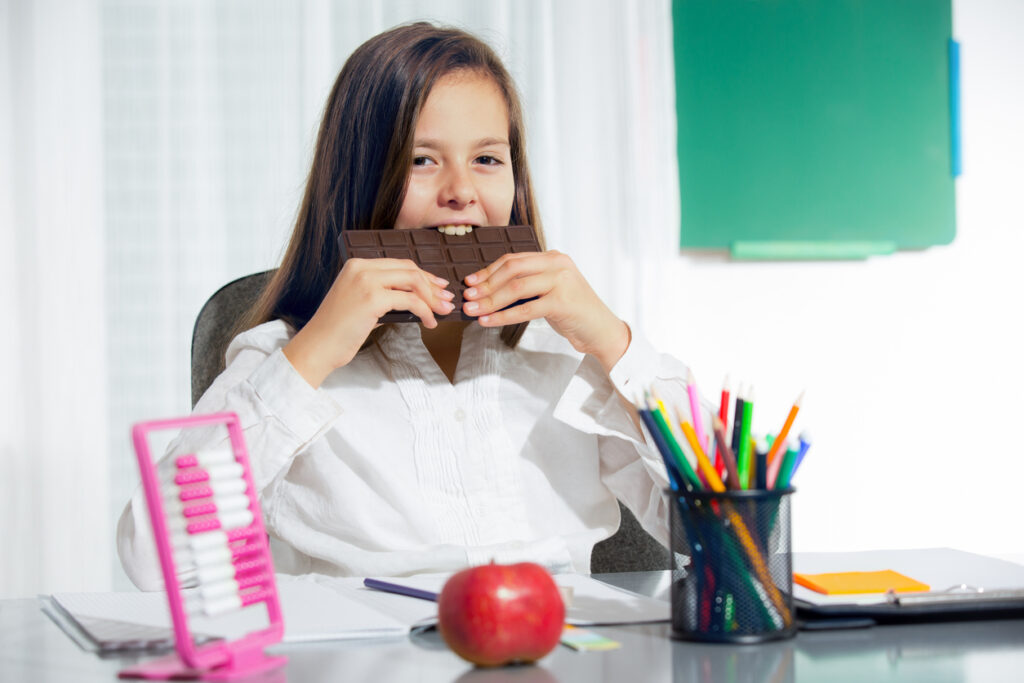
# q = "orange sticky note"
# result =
<box><xmin>794</xmin><ymin>570</ymin><xmax>930</xmax><ymax>595</ymax></box>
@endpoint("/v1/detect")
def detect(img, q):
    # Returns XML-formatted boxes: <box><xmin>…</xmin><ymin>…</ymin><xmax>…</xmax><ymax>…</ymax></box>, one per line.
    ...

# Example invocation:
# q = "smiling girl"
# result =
<box><xmin>118</xmin><ymin>22</ymin><xmax>693</xmax><ymax>588</ymax></box>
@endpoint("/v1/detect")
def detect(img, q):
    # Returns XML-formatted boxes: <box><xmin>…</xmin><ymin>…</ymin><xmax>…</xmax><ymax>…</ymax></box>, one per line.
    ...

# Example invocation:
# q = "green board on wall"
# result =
<box><xmin>673</xmin><ymin>0</ymin><xmax>957</xmax><ymax>259</ymax></box>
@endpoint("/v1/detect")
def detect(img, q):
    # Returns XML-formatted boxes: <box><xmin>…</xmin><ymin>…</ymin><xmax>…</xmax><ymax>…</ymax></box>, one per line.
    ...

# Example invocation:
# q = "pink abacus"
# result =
<box><xmin>119</xmin><ymin>412</ymin><xmax>286</xmax><ymax>681</ymax></box>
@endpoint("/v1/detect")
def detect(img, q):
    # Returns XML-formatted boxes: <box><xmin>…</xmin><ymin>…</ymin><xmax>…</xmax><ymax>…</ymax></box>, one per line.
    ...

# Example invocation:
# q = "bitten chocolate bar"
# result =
<box><xmin>337</xmin><ymin>225</ymin><xmax>542</xmax><ymax>322</ymax></box>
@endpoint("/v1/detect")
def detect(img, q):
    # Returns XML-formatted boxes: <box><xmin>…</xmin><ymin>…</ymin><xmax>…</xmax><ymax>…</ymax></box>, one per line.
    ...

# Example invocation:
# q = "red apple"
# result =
<box><xmin>438</xmin><ymin>562</ymin><xmax>565</xmax><ymax>667</ymax></box>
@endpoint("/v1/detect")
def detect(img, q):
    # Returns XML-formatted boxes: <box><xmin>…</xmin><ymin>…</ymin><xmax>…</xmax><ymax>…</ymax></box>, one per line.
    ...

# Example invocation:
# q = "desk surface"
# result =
<box><xmin>4</xmin><ymin>572</ymin><xmax>1023</xmax><ymax>683</ymax></box>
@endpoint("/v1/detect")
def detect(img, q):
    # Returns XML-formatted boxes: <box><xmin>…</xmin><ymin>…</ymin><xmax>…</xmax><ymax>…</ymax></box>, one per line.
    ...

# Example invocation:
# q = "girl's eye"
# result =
<box><xmin>413</xmin><ymin>156</ymin><xmax>435</xmax><ymax>167</ymax></box>
<box><xmin>476</xmin><ymin>155</ymin><xmax>503</xmax><ymax>166</ymax></box>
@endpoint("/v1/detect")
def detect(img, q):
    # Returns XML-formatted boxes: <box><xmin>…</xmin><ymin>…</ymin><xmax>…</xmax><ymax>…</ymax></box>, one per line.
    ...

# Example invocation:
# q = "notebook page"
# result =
<box><xmin>51</xmin><ymin>574</ymin><xmax>410</xmax><ymax>646</ymax></box>
<box><xmin>360</xmin><ymin>572</ymin><xmax>670</xmax><ymax>625</ymax></box>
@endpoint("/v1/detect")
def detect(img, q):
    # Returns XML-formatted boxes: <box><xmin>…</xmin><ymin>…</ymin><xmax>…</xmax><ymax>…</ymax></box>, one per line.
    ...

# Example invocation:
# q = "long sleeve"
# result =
<box><xmin>116</xmin><ymin>321</ymin><xmax>343</xmax><ymax>590</ymax></box>
<box><xmin>551</xmin><ymin>326</ymin><xmax>706</xmax><ymax>548</ymax></box>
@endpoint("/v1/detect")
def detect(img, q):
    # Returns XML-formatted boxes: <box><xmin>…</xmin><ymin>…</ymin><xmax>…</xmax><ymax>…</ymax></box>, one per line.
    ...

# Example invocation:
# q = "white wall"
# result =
<box><xmin>642</xmin><ymin>0</ymin><xmax>1024</xmax><ymax>559</ymax></box>
<box><xmin>3</xmin><ymin>0</ymin><xmax>1020</xmax><ymax>599</ymax></box>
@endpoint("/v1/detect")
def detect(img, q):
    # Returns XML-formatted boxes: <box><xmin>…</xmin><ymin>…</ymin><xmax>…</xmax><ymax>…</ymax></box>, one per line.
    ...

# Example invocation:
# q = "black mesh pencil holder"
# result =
<box><xmin>669</xmin><ymin>488</ymin><xmax>796</xmax><ymax>643</ymax></box>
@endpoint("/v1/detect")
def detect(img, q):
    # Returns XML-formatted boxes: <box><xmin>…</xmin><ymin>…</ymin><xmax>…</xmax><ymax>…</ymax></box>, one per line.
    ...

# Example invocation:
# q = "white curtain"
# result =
<box><xmin>1</xmin><ymin>0</ymin><xmax>110</xmax><ymax>597</ymax></box>
<box><xmin>0</xmin><ymin>0</ymin><xmax>679</xmax><ymax>596</ymax></box>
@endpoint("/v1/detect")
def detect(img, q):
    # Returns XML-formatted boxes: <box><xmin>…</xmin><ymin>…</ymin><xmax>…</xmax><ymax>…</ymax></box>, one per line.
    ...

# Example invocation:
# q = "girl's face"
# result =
<box><xmin>395</xmin><ymin>71</ymin><xmax>515</xmax><ymax>231</ymax></box>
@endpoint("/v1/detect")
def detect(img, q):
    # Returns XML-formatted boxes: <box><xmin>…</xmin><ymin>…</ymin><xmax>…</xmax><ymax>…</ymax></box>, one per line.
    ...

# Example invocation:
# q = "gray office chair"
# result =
<box><xmin>191</xmin><ymin>272</ymin><xmax>669</xmax><ymax>573</ymax></box>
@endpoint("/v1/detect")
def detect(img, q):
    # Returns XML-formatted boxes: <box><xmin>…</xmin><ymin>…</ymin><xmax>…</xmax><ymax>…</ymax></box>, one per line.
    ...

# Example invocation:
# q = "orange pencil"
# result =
<box><xmin>765</xmin><ymin>390</ymin><xmax>804</xmax><ymax>488</ymax></box>
<box><xmin>679</xmin><ymin>419</ymin><xmax>726</xmax><ymax>493</ymax></box>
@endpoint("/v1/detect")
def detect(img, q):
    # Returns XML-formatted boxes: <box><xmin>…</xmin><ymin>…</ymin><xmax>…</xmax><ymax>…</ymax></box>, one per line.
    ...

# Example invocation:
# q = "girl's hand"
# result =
<box><xmin>462</xmin><ymin>251</ymin><xmax>630</xmax><ymax>372</ymax></box>
<box><xmin>284</xmin><ymin>258</ymin><xmax>455</xmax><ymax>388</ymax></box>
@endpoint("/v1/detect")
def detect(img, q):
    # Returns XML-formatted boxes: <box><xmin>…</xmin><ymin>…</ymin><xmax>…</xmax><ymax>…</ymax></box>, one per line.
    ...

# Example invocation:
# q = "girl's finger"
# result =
<box><xmin>463</xmin><ymin>251</ymin><xmax>540</xmax><ymax>288</ymax></box>
<box><xmin>463</xmin><ymin>272</ymin><xmax>554</xmax><ymax>317</ymax></box>
<box><xmin>475</xmin><ymin>295</ymin><xmax>550</xmax><ymax>327</ymax></box>
<box><xmin>381</xmin><ymin>290</ymin><xmax>449</xmax><ymax>328</ymax></box>
<box><xmin>464</xmin><ymin>252</ymin><xmax>550</xmax><ymax>299</ymax></box>
<box><xmin>354</xmin><ymin>257</ymin><xmax>449</xmax><ymax>287</ymax></box>
<box><xmin>370</xmin><ymin>268</ymin><xmax>453</xmax><ymax>313</ymax></box>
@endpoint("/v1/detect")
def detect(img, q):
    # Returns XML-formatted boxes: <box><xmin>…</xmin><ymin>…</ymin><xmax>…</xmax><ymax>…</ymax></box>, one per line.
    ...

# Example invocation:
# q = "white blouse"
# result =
<box><xmin>117</xmin><ymin>319</ymin><xmax>693</xmax><ymax>591</ymax></box>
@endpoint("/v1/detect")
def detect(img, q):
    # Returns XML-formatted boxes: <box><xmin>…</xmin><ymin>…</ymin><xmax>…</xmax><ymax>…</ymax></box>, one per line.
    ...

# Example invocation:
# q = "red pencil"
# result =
<box><xmin>715</xmin><ymin>376</ymin><xmax>730</xmax><ymax>478</ymax></box>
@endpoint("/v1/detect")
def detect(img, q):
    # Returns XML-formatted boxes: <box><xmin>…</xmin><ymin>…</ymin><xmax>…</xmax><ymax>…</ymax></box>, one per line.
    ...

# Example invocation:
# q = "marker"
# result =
<box><xmin>765</xmin><ymin>391</ymin><xmax>804</xmax><ymax>488</ymax></box>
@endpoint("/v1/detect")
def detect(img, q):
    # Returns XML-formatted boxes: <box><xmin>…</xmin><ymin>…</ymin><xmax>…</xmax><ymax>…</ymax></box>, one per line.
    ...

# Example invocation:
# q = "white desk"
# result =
<box><xmin>4</xmin><ymin>572</ymin><xmax>1024</xmax><ymax>682</ymax></box>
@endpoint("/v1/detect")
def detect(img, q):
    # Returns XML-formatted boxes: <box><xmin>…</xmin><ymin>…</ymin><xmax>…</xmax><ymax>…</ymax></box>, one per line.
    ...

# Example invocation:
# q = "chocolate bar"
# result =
<box><xmin>337</xmin><ymin>226</ymin><xmax>542</xmax><ymax>322</ymax></box>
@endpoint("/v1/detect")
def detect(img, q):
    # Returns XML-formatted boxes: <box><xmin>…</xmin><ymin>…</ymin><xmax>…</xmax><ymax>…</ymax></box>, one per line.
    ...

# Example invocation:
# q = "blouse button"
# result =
<box><xmin>453</xmin><ymin>408</ymin><xmax>467</xmax><ymax>422</ymax></box>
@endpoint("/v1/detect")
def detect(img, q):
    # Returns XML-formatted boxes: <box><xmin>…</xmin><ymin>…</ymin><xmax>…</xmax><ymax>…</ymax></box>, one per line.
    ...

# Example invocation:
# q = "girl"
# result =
<box><xmin>118</xmin><ymin>22</ymin><xmax>691</xmax><ymax>590</ymax></box>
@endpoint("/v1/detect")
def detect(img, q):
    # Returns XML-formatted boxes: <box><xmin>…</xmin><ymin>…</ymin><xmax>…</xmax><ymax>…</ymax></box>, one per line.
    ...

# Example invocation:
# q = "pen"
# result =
<box><xmin>364</xmin><ymin>578</ymin><xmax>439</xmax><ymax>602</ymax></box>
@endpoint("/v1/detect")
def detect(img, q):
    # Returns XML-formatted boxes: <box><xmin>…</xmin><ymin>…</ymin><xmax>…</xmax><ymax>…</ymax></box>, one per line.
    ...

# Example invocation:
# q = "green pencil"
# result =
<box><xmin>776</xmin><ymin>441</ymin><xmax>801</xmax><ymax>489</ymax></box>
<box><xmin>736</xmin><ymin>387</ymin><xmax>754</xmax><ymax>489</ymax></box>
<box><xmin>647</xmin><ymin>397</ymin><xmax>702</xmax><ymax>490</ymax></box>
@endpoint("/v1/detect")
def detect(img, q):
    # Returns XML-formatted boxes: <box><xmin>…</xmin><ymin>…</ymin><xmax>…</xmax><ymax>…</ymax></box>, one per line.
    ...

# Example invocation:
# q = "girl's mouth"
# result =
<box><xmin>435</xmin><ymin>224</ymin><xmax>477</xmax><ymax>235</ymax></box>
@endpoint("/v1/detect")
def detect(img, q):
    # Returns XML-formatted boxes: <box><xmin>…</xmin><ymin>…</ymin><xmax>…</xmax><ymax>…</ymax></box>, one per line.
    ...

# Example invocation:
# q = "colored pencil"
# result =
<box><xmin>780</xmin><ymin>432</ymin><xmax>812</xmax><ymax>488</ymax></box>
<box><xmin>730</xmin><ymin>386</ymin><xmax>744</xmax><ymax>462</ymax></box>
<box><xmin>754</xmin><ymin>437</ymin><xmax>769</xmax><ymax>490</ymax></box>
<box><xmin>765</xmin><ymin>391</ymin><xmax>804</xmax><ymax>488</ymax></box>
<box><xmin>679</xmin><ymin>419</ymin><xmax>725</xmax><ymax>493</ymax></box>
<box><xmin>715</xmin><ymin>376</ymin><xmax>730</xmax><ymax>478</ymax></box>
<box><xmin>635</xmin><ymin>404</ymin><xmax>684</xmax><ymax>492</ymax></box>
<box><xmin>775</xmin><ymin>440</ymin><xmax>800</xmax><ymax>490</ymax></box>
<box><xmin>736</xmin><ymin>386</ymin><xmax>754</xmax><ymax>489</ymax></box>
<box><xmin>654</xmin><ymin>390</ymin><xmax>707</xmax><ymax>488</ymax></box>
<box><xmin>687</xmin><ymin>369</ymin><xmax>709</xmax><ymax>462</ymax></box>
<box><xmin>646</xmin><ymin>395</ymin><xmax>701</xmax><ymax>491</ymax></box>
<box><xmin>711</xmin><ymin>415</ymin><xmax>741</xmax><ymax>490</ymax></box>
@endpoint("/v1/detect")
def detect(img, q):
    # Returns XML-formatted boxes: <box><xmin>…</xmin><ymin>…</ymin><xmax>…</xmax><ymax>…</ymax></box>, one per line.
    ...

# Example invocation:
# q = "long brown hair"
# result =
<box><xmin>240</xmin><ymin>22</ymin><xmax>544</xmax><ymax>348</ymax></box>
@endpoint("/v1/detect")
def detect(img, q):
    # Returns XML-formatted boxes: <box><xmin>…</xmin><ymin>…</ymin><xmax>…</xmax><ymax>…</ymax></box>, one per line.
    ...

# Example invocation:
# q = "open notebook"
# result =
<box><xmin>45</xmin><ymin>572</ymin><xmax>669</xmax><ymax>653</ymax></box>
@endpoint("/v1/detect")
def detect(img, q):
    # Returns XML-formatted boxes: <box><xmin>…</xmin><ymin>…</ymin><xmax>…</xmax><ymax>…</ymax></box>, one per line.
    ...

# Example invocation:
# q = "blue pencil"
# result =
<box><xmin>637</xmin><ymin>407</ymin><xmax>685</xmax><ymax>492</ymax></box>
<box><xmin>779</xmin><ymin>432</ymin><xmax>812</xmax><ymax>488</ymax></box>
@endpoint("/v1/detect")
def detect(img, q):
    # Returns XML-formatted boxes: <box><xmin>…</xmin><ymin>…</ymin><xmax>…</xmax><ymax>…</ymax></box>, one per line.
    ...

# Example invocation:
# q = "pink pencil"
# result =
<box><xmin>687</xmin><ymin>369</ymin><xmax>709</xmax><ymax>463</ymax></box>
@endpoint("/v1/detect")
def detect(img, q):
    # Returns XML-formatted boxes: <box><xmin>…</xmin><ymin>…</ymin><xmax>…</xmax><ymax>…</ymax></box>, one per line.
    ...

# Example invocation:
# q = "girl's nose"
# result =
<box><xmin>441</xmin><ymin>167</ymin><xmax>476</xmax><ymax>208</ymax></box>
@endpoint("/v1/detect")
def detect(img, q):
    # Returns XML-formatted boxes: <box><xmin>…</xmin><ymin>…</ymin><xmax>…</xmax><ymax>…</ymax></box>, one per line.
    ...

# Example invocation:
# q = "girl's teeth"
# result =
<box><xmin>437</xmin><ymin>225</ymin><xmax>473</xmax><ymax>236</ymax></box>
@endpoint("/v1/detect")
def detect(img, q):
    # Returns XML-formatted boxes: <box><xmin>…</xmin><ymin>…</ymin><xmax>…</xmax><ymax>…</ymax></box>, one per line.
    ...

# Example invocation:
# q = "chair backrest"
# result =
<box><xmin>190</xmin><ymin>270</ymin><xmax>668</xmax><ymax>572</ymax></box>
<box><xmin>191</xmin><ymin>270</ymin><xmax>275</xmax><ymax>407</ymax></box>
